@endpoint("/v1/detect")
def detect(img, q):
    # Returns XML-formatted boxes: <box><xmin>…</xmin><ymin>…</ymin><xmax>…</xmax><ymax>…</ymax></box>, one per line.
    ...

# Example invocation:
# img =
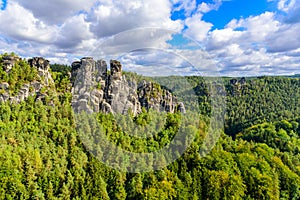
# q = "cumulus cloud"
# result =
<box><xmin>197</xmin><ymin>1</ymin><xmax>223</xmax><ymax>13</ymax></box>
<box><xmin>119</xmin><ymin>49</ymin><xmax>187</xmax><ymax>76</ymax></box>
<box><xmin>233</xmin><ymin>12</ymin><xmax>280</xmax><ymax>41</ymax></box>
<box><xmin>88</xmin><ymin>0</ymin><xmax>183</xmax><ymax>38</ymax></box>
<box><xmin>171</xmin><ymin>0</ymin><xmax>223</xmax><ymax>16</ymax></box>
<box><xmin>0</xmin><ymin>0</ymin><xmax>183</xmax><ymax>64</ymax></box>
<box><xmin>210</xmin><ymin>41</ymin><xmax>300</xmax><ymax>76</ymax></box>
<box><xmin>118</xmin><ymin>48</ymin><xmax>217</xmax><ymax>76</ymax></box>
<box><xmin>87</xmin><ymin>28</ymin><xmax>177</xmax><ymax>62</ymax></box>
<box><xmin>0</xmin><ymin>2</ymin><xmax>57</xmax><ymax>43</ymax></box>
<box><xmin>206</xmin><ymin>28</ymin><xmax>244</xmax><ymax>50</ymax></box>
<box><xmin>201</xmin><ymin>10</ymin><xmax>300</xmax><ymax>76</ymax></box>
<box><xmin>184</xmin><ymin>13</ymin><xmax>213</xmax><ymax>41</ymax></box>
<box><xmin>171</xmin><ymin>0</ymin><xmax>197</xmax><ymax>16</ymax></box>
<box><xmin>55</xmin><ymin>14</ymin><xmax>94</xmax><ymax>49</ymax></box>
<box><xmin>286</xmin><ymin>6</ymin><xmax>300</xmax><ymax>23</ymax></box>
<box><xmin>14</xmin><ymin>0</ymin><xmax>96</xmax><ymax>24</ymax></box>
<box><xmin>206</xmin><ymin>12</ymin><xmax>283</xmax><ymax>51</ymax></box>
<box><xmin>173</xmin><ymin>48</ymin><xmax>220</xmax><ymax>76</ymax></box>
<box><xmin>277</xmin><ymin>0</ymin><xmax>295</xmax><ymax>12</ymax></box>
<box><xmin>266</xmin><ymin>23</ymin><xmax>300</xmax><ymax>52</ymax></box>
<box><xmin>0</xmin><ymin>0</ymin><xmax>299</xmax><ymax>76</ymax></box>
<box><xmin>81</xmin><ymin>0</ymin><xmax>183</xmax><ymax>59</ymax></box>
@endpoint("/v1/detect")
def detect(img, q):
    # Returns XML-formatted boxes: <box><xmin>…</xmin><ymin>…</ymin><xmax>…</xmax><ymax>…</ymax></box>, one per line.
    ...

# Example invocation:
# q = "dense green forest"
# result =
<box><xmin>0</xmin><ymin>53</ymin><xmax>300</xmax><ymax>199</ymax></box>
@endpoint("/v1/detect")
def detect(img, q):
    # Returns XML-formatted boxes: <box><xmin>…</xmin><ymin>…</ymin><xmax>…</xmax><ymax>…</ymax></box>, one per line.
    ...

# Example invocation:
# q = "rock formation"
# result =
<box><xmin>229</xmin><ymin>77</ymin><xmax>247</xmax><ymax>96</ymax></box>
<box><xmin>0</xmin><ymin>55</ymin><xmax>185</xmax><ymax>115</ymax></box>
<box><xmin>0</xmin><ymin>56</ymin><xmax>54</xmax><ymax>103</ymax></box>
<box><xmin>2</xmin><ymin>55</ymin><xmax>20</xmax><ymax>72</ymax></box>
<box><xmin>71</xmin><ymin>57</ymin><xmax>185</xmax><ymax>115</ymax></box>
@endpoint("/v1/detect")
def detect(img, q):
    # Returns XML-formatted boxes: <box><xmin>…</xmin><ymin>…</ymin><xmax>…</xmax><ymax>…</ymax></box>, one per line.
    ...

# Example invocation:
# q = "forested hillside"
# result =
<box><xmin>0</xmin><ymin>53</ymin><xmax>300</xmax><ymax>199</ymax></box>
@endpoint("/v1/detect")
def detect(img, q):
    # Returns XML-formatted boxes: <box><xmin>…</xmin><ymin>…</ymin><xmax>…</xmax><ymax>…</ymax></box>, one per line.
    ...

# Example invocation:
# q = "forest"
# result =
<box><xmin>0</xmin><ymin>53</ymin><xmax>300</xmax><ymax>199</ymax></box>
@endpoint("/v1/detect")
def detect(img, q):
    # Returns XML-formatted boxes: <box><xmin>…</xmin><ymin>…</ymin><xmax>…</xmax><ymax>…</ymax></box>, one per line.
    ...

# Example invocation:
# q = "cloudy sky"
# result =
<box><xmin>0</xmin><ymin>0</ymin><xmax>299</xmax><ymax>76</ymax></box>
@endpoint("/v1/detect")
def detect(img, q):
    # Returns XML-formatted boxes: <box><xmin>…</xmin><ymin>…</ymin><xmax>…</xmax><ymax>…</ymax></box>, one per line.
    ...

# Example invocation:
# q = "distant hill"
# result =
<box><xmin>286</xmin><ymin>74</ymin><xmax>300</xmax><ymax>78</ymax></box>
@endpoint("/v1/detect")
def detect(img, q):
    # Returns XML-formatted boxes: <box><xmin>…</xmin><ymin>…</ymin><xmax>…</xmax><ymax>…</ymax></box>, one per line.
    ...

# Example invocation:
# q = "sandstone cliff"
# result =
<box><xmin>71</xmin><ymin>57</ymin><xmax>185</xmax><ymax>115</ymax></box>
<box><xmin>0</xmin><ymin>55</ymin><xmax>185</xmax><ymax>115</ymax></box>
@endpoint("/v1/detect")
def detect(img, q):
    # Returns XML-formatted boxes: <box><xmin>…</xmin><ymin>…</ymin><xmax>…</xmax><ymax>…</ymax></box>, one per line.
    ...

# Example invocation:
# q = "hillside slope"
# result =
<box><xmin>1</xmin><ymin>53</ymin><xmax>300</xmax><ymax>199</ymax></box>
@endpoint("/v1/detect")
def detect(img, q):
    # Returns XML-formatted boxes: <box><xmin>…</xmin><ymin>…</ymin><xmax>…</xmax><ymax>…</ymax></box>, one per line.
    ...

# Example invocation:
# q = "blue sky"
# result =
<box><xmin>173</xmin><ymin>0</ymin><xmax>272</xmax><ymax>29</ymax></box>
<box><xmin>0</xmin><ymin>0</ymin><xmax>7</xmax><ymax>10</ymax></box>
<box><xmin>203</xmin><ymin>0</ymin><xmax>272</xmax><ymax>29</ymax></box>
<box><xmin>0</xmin><ymin>0</ymin><xmax>299</xmax><ymax>76</ymax></box>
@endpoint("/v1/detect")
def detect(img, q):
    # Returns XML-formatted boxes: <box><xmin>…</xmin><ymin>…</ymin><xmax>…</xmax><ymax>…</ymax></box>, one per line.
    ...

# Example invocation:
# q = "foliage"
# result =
<box><xmin>0</xmin><ymin>53</ymin><xmax>300</xmax><ymax>199</ymax></box>
<box><xmin>0</xmin><ymin>53</ymin><xmax>38</xmax><ymax>95</ymax></box>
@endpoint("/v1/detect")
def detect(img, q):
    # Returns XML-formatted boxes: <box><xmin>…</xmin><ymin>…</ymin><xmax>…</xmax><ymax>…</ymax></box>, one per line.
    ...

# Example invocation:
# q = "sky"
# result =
<box><xmin>0</xmin><ymin>0</ymin><xmax>300</xmax><ymax>76</ymax></box>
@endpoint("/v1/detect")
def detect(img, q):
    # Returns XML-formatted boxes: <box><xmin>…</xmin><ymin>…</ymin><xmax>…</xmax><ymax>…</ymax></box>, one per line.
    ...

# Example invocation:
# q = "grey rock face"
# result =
<box><xmin>230</xmin><ymin>79</ymin><xmax>238</xmax><ymax>85</ymax></box>
<box><xmin>28</xmin><ymin>57</ymin><xmax>50</xmax><ymax>71</ymax></box>
<box><xmin>0</xmin><ymin>82</ymin><xmax>9</xmax><ymax>90</ymax></box>
<box><xmin>71</xmin><ymin>57</ymin><xmax>107</xmax><ymax>113</ymax></box>
<box><xmin>110</xmin><ymin>60</ymin><xmax>122</xmax><ymax>80</ymax></box>
<box><xmin>71</xmin><ymin>58</ymin><xmax>185</xmax><ymax>115</ymax></box>
<box><xmin>177</xmin><ymin>102</ymin><xmax>186</xmax><ymax>113</ymax></box>
<box><xmin>72</xmin><ymin>58</ymin><xmax>141</xmax><ymax>115</ymax></box>
<box><xmin>29</xmin><ymin>57</ymin><xmax>54</xmax><ymax>86</ymax></box>
<box><xmin>239</xmin><ymin>77</ymin><xmax>246</xmax><ymax>85</ymax></box>
<box><xmin>137</xmin><ymin>81</ymin><xmax>178</xmax><ymax>113</ymax></box>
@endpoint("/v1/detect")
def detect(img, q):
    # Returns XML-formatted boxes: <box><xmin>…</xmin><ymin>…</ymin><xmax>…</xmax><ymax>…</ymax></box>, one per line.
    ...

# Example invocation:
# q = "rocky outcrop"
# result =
<box><xmin>230</xmin><ymin>79</ymin><xmax>238</xmax><ymax>85</ymax></box>
<box><xmin>0</xmin><ymin>57</ymin><xmax>54</xmax><ymax>103</ymax></box>
<box><xmin>230</xmin><ymin>77</ymin><xmax>246</xmax><ymax>85</ymax></box>
<box><xmin>228</xmin><ymin>77</ymin><xmax>247</xmax><ymax>96</ymax></box>
<box><xmin>105</xmin><ymin>60</ymin><xmax>141</xmax><ymax>115</ymax></box>
<box><xmin>71</xmin><ymin>58</ymin><xmax>185</xmax><ymax>115</ymax></box>
<box><xmin>71</xmin><ymin>57</ymin><xmax>107</xmax><ymax>113</ymax></box>
<box><xmin>137</xmin><ymin>81</ymin><xmax>178</xmax><ymax>113</ymax></box>
<box><xmin>0</xmin><ymin>55</ymin><xmax>184</xmax><ymax>114</ymax></box>
<box><xmin>2</xmin><ymin>55</ymin><xmax>20</xmax><ymax>72</ymax></box>
<box><xmin>28</xmin><ymin>57</ymin><xmax>54</xmax><ymax>86</ymax></box>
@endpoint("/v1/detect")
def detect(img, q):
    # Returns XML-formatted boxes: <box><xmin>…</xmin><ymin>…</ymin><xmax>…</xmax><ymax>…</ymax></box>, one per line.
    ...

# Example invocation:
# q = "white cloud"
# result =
<box><xmin>173</xmin><ymin>49</ymin><xmax>220</xmax><ymax>76</ymax></box>
<box><xmin>55</xmin><ymin>14</ymin><xmax>94</xmax><ymax>48</ymax></box>
<box><xmin>240</xmin><ymin>12</ymin><xmax>280</xmax><ymax>41</ymax></box>
<box><xmin>0</xmin><ymin>0</ymin><xmax>299</xmax><ymax>76</ymax></box>
<box><xmin>80</xmin><ymin>0</ymin><xmax>184</xmax><ymax>60</ymax></box>
<box><xmin>266</xmin><ymin>23</ymin><xmax>300</xmax><ymax>52</ymax></box>
<box><xmin>197</xmin><ymin>3</ymin><xmax>212</xmax><ymax>13</ymax></box>
<box><xmin>225</xmin><ymin>12</ymin><xmax>280</xmax><ymax>42</ymax></box>
<box><xmin>184</xmin><ymin>13</ymin><xmax>213</xmax><ymax>41</ymax></box>
<box><xmin>210</xmin><ymin>42</ymin><xmax>300</xmax><ymax>76</ymax></box>
<box><xmin>203</xmin><ymin>11</ymin><xmax>300</xmax><ymax>76</ymax></box>
<box><xmin>171</xmin><ymin>0</ymin><xmax>197</xmax><ymax>16</ymax></box>
<box><xmin>197</xmin><ymin>1</ymin><xmax>223</xmax><ymax>13</ymax></box>
<box><xmin>277</xmin><ymin>0</ymin><xmax>295</xmax><ymax>12</ymax></box>
<box><xmin>14</xmin><ymin>0</ymin><xmax>96</xmax><ymax>24</ymax></box>
<box><xmin>206</xmin><ymin>28</ymin><xmax>244</xmax><ymax>50</ymax></box>
<box><xmin>118</xmin><ymin>48</ymin><xmax>218</xmax><ymax>76</ymax></box>
<box><xmin>88</xmin><ymin>0</ymin><xmax>183</xmax><ymax>38</ymax></box>
<box><xmin>0</xmin><ymin>2</ymin><xmax>57</xmax><ymax>43</ymax></box>
<box><xmin>206</xmin><ymin>12</ymin><xmax>286</xmax><ymax>52</ymax></box>
<box><xmin>88</xmin><ymin>28</ymin><xmax>176</xmax><ymax>62</ymax></box>
<box><xmin>0</xmin><ymin>0</ymin><xmax>183</xmax><ymax>64</ymax></box>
